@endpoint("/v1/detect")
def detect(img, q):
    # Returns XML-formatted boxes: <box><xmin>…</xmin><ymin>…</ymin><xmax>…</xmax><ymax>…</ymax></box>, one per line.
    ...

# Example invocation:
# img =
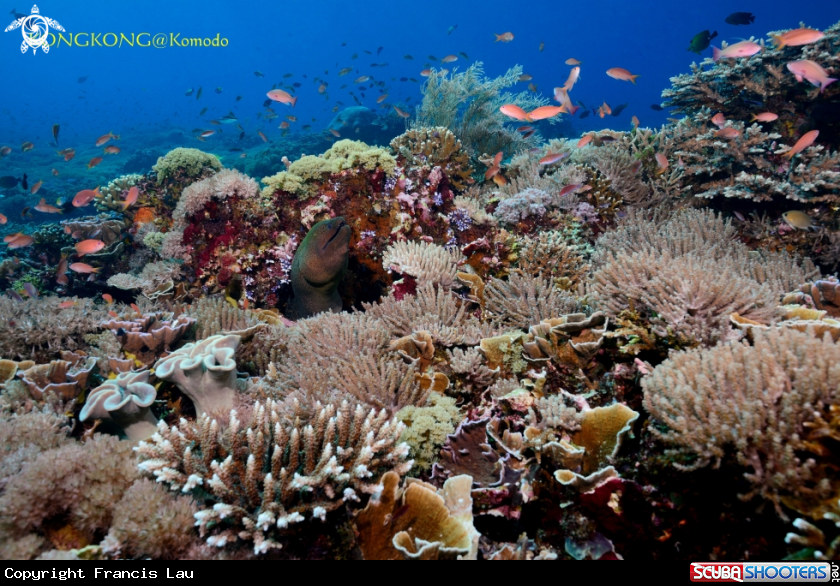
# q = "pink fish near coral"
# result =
<box><xmin>715</xmin><ymin>127</ymin><xmax>741</xmax><ymax>139</ymax></box>
<box><xmin>786</xmin><ymin>60</ymin><xmax>837</xmax><ymax>93</ymax></box>
<box><xmin>712</xmin><ymin>40</ymin><xmax>761</xmax><ymax>62</ymax></box>
<box><xmin>771</xmin><ymin>28</ymin><xmax>824</xmax><ymax>48</ymax></box>
<box><xmin>539</xmin><ymin>152</ymin><xmax>568</xmax><ymax>165</ymax></box>
<box><xmin>122</xmin><ymin>186</ymin><xmax>140</xmax><ymax>210</ymax></box>
<box><xmin>782</xmin><ymin>130</ymin><xmax>819</xmax><ymax>159</ymax></box>
<box><xmin>654</xmin><ymin>153</ymin><xmax>669</xmax><ymax>174</ymax></box>
<box><xmin>711</xmin><ymin>112</ymin><xmax>726</xmax><ymax>128</ymax></box>
<box><xmin>73</xmin><ymin>186</ymin><xmax>100</xmax><ymax>207</ymax></box>
<box><xmin>563</xmin><ymin>67</ymin><xmax>581</xmax><ymax>91</ymax></box>
<box><xmin>751</xmin><ymin>112</ymin><xmax>778</xmax><ymax>122</ymax></box>
<box><xmin>69</xmin><ymin>263</ymin><xmax>100</xmax><ymax>274</ymax></box>
<box><xmin>75</xmin><ymin>239</ymin><xmax>105</xmax><ymax>256</ymax></box>
<box><xmin>528</xmin><ymin>106</ymin><xmax>565</xmax><ymax>120</ymax></box>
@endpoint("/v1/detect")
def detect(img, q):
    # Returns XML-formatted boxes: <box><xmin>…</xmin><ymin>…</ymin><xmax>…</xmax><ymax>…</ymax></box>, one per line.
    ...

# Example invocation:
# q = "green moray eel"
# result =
<box><xmin>289</xmin><ymin>216</ymin><xmax>351</xmax><ymax>319</ymax></box>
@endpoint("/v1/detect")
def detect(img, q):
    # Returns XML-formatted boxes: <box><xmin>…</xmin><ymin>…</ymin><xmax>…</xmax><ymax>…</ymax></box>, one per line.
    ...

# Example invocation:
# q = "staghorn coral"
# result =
<box><xmin>382</xmin><ymin>240</ymin><xmax>462</xmax><ymax>289</ymax></box>
<box><xmin>365</xmin><ymin>283</ymin><xmax>496</xmax><ymax>346</ymax></box>
<box><xmin>396</xmin><ymin>394</ymin><xmax>462</xmax><ymax>472</ymax></box>
<box><xmin>484</xmin><ymin>272</ymin><xmax>581</xmax><ymax>330</ymax></box>
<box><xmin>590</xmin><ymin>208</ymin><xmax>817</xmax><ymax>346</ymax></box>
<box><xmin>136</xmin><ymin>399</ymin><xmax>411</xmax><ymax>553</ymax></box>
<box><xmin>154</xmin><ymin>334</ymin><xmax>240</xmax><ymax>417</ymax></box>
<box><xmin>152</xmin><ymin>147</ymin><xmax>222</xmax><ymax>185</ymax></box>
<box><xmin>0</xmin><ymin>297</ymin><xmax>109</xmax><ymax>362</ymax></box>
<box><xmin>390</xmin><ymin>127</ymin><xmax>474</xmax><ymax>191</ymax></box>
<box><xmin>642</xmin><ymin>327</ymin><xmax>840</xmax><ymax>518</ymax></box>
<box><xmin>516</xmin><ymin>230</ymin><xmax>589</xmax><ymax>290</ymax></box>
<box><xmin>187</xmin><ymin>296</ymin><xmax>263</xmax><ymax>339</ymax></box>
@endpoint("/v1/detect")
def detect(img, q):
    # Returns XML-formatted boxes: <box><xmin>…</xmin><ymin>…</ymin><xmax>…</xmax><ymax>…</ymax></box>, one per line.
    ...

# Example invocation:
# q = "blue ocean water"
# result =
<box><xmin>0</xmin><ymin>0</ymin><xmax>836</xmax><ymax>224</ymax></box>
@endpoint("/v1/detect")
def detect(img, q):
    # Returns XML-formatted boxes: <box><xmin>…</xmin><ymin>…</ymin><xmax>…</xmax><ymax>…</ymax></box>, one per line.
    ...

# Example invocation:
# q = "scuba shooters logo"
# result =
<box><xmin>4</xmin><ymin>4</ymin><xmax>64</xmax><ymax>54</ymax></box>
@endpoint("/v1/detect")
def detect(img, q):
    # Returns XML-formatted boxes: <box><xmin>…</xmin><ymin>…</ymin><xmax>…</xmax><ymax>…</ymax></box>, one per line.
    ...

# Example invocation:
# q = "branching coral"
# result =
<box><xmin>365</xmin><ymin>283</ymin><xmax>496</xmax><ymax>346</ymax></box>
<box><xmin>0</xmin><ymin>297</ymin><xmax>108</xmax><ymax>362</ymax></box>
<box><xmin>390</xmin><ymin>127</ymin><xmax>474</xmax><ymax>191</ymax></box>
<box><xmin>382</xmin><ymin>240</ymin><xmax>462</xmax><ymax>289</ymax></box>
<box><xmin>136</xmin><ymin>399</ymin><xmax>411</xmax><ymax>553</ymax></box>
<box><xmin>590</xmin><ymin>208</ymin><xmax>817</xmax><ymax>346</ymax></box>
<box><xmin>484</xmin><ymin>272</ymin><xmax>580</xmax><ymax>330</ymax></box>
<box><xmin>516</xmin><ymin>230</ymin><xmax>589</xmax><ymax>291</ymax></box>
<box><xmin>643</xmin><ymin>328</ymin><xmax>840</xmax><ymax>519</ymax></box>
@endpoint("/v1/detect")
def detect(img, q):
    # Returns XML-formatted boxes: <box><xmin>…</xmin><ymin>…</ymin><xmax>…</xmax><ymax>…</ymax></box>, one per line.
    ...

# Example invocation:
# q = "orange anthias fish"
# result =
<box><xmin>553</xmin><ymin>88</ymin><xmax>580</xmax><ymax>115</ymax></box>
<box><xmin>528</xmin><ymin>106</ymin><xmax>564</xmax><ymax>120</ymax></box>
<box><xmin>420</xmin><ymin>69</ymin><xmax>432</xmax><ymax>76</ymax></box>
<box><xmin>565</xmin><ymin>58</ymin><xmax>582</xmax><ymax>65</ymax></box>
<box><xmin>200</xmin><ymin>130</ymin><xmax>216</xmax><ymax>138</ymax></box>
<box><xmin>330</xmin><ymin>129</ymin><xmax>341</xmax><ymax>137</ymax></box>
<box><xmin>499</xmin><ymin>104</ymin><xmax>531</xmax><ymax>121</ymax></box>
<box><xmin>559</xmin><ymin>184</ymin><xmax>583</xmax><ymax>197</ymax></box>
<box><xmin>34</xmin><ymin>198</ymin><xmax>62</xmax><ymax>214</ymax></box>
<box><xmin>782</xmin><ymin>130</ymin><xmax>819</xmax><ymax>159</ymax></box>
<box><xmin>279</xmin><ymin>121</ymin><xmax>290</xmax><ymax>129</ymax></box>
<box><xmin>122</xmin><ymin>186</ymin><xmax>140</xmax><ymax>210</ymax></box>
<box><xmin>376</xmin><ymin>94</ymin><xmax>389</xmax><ymax>103</ymax></box>
<box><xmin>771</xmin><ymin>28</ymin><xmax>824</xmax><ymax>48</ymax></box>
<box><xmin>69</xmin><ymin>263</ymin><xmax>100</xmax><ymax>274</ymax></box>
<box><xmin>751</xmin><ymin>112</ymin><xmax>778</xmax><ymax>122</ymax></box>
<box><xmin>716</xmin><ymin>127</ymin><xmax>740</xmax><ymax>139</ymax></box>
<box><xmin>258</xmin><ymin>131</ymin><xmax>268</xmax><ymax>142</ymax></box>
<box><xmin>495</xmin><ymin>32</ymin><xmax>514</xmax><ymax>42</ymax></box>
<box><xmin>606</xmin><ymin>68</ymin><xmax>640</xmax><ymax>83</ymax></box>
<box><xmin>0</xmin><ymin>213</ymin><xmax>6</xmax><ymax>224</ymax></box>
<box><xmin>64</xmin><ymin>152</ymin><xmax>75</xmax><ymax>162</ymax></box>
<box><xmin>87</xmin><ymin>156</ymin><xmax>104</xmax><ymax>169</ymax></box>
<box><xmin>95</xmin><ymin>132</ymin><xmax>118</xmax><ymax>147</ymax></box>
<box><xmin>30</xmin><ymin>179</ymin><xmax>42</xmax><ymax>194</ymax></box>
<box><xmin>103</xmin><ymin>145</ymin><xmax>121</xmax><ymax>154</ymax></box>
<box><xmin>318</xmin><ymin>84</ymin><xmax>327</xmax><ymax>94</ymax></box>
<box><xmin>59</xmin><ymin>300</ymin><xmax>78</xmax><ymax>309</ymax></box>
<box><xmin>75</xmin><ymin>239</ymin><xmax>106</xmax><ymax>256</ymax></box>
<box><xmin>56</xmin><ymin>256</ymin><xmax>68</xmax><ymax>285</ymax></box>
<box><xmin>655</xmin><ymin>153</ymin><xmax>669</xmax><ymax>174</ymax></box>
<box><xmin>492</xmin><ymin>174</ymin><xmax>507</xmax><ymax>186</ymax></box>
<box><xmin>442</xmin><ymin>55</ymin><xmax>458</xmax><ymax>63</ymax></box>
<box><xmin>577</xmin><ymin>134</ymin><xmax>594</xmax><ymax>148</ymax></box>
<box><xmin>563</xmin><ymin>67</ymin><xmax>581</xmax><ymax>92</ymax></box>
<box><xmin>267</xmin><ymin>89</ymin><xmax>298</xmax><ymax>107</ymax></box>
<box><xmin>131</xmin><ymin>303</ymin><xmax>142</xmax><ymax>315</ymax></box>
<box><xmin>485</xmin><ymin>165</ymin><xmax>500</xmax><ymax>180</ymax></box>
<box><xmin>711</xmin><ymin>112</ymin><xmax>726</xmax><ymax>127</ymax></box>
<box><xmin>73</xmin><ymin>186</ymin><xmax>101</xmax><ymax>207</ymax></box>
<box><xmin>21</xmin><ymin>142</ymin><xmax>34</xmax><ymax>152</ymax></box>
<box><xmin>493</xmin><ymin>151</ymin><xmax>503</xmax><ymax>167</ymax></box>
<box><xmin>393</xmin><ymin>106</ymin><xmax>411</xmax><ymax>118</ymax></box>
<box><xmin>102</xmin><ymin>293</ymin><xmax>114</xmax><ymax>304</ymax></box>
<box><xmin>6</xmin><ymin>233</ymin><xmax>34</xmax><ymax>249</ymax></box>
<box><xmin>631</xmin><ymin>115</ymin><xmax>640</xmax><ymax>129</ymax></box>
<box><xmin>539</xmin><ymin>152</ymin><xmax>569</xmax><ymax>165</ymax></box>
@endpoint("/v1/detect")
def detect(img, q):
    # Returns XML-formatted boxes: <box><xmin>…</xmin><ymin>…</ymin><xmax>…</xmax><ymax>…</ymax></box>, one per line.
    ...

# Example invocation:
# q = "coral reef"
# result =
<box><xmin>152</xmin><ymin>147</ymin><xmax>222</xmax><ymax>185</ymax></box>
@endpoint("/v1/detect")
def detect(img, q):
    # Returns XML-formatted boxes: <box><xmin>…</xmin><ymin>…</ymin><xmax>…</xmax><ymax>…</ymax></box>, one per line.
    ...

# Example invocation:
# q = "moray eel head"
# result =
<box><xmin>289</xmin><ymin>216</ymin><xmax>351</xmax><ymax>318</ymax></box>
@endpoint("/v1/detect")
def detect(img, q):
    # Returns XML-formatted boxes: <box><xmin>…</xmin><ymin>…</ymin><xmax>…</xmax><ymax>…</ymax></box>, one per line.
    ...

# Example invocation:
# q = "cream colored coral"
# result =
<box><xmin>153</xmin><ymin>334</ymin><xmax>240</xmax><ymax>416</ymax></box>
<box><xmin>382</xmin><ymin>240</ymin><xmax>463</xmax><ymax>289</ymax></box>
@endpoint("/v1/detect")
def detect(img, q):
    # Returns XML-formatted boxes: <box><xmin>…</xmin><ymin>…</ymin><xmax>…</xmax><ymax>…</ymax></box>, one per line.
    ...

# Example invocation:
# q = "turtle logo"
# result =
<box><xmin>4</xmin><ymin>5</ymin><xmax>64</xmax><ymax>55</ymax></box>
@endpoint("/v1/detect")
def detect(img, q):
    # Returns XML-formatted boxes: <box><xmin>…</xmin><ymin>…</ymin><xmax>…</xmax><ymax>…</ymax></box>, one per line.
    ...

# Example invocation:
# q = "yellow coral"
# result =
<box><xmin>259</xmin><ymin>170</ymin><xmax>306</xmax><ymax>198</ymax></box>
<box><xmin>396</xmin><ymin>394</ymin><xmax>462</xmax><ymax>471</ymax></box>
<box><xmin>152</xmin><ymin>148</ymin><xmax>222</xmax><ymax>184</ymax></box>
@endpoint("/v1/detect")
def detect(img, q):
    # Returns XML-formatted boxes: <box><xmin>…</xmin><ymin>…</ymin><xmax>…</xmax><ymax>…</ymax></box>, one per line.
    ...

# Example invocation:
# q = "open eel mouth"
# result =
<box><xmin>324</xmin><ymin>219</ymin><xmax>348</xmax><ymax>248</ymax></box>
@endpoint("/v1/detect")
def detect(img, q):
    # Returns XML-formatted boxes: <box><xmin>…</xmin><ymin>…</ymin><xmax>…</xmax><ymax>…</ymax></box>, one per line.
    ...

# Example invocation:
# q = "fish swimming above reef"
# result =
<box><xmin>712</xmin><ymin>40</ymin><xmax>761</xmax><ymax>62</ymax></box>
<box><xmin>725</xmin><ymin>12</ymin><xmax>755</xmax><ymax>25</ymax></box>
<box><xmin>787</xmin><ymin>60</ymin><xmax>837</xmax><ymax>92</ymax></box>
<box><xmin>688</xmin><ymin>30</ymin><xmax>717</xmax><ymax>54</ymax></box>
<box><xmin>495</xmin><ymin>32</ymin><xmax>514</xmax><ymax>42</ymax></box>
<box><xmin>289</xmin><ymin>217</ymin><xmax>351</xmax><ymax>319</ymax></box>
